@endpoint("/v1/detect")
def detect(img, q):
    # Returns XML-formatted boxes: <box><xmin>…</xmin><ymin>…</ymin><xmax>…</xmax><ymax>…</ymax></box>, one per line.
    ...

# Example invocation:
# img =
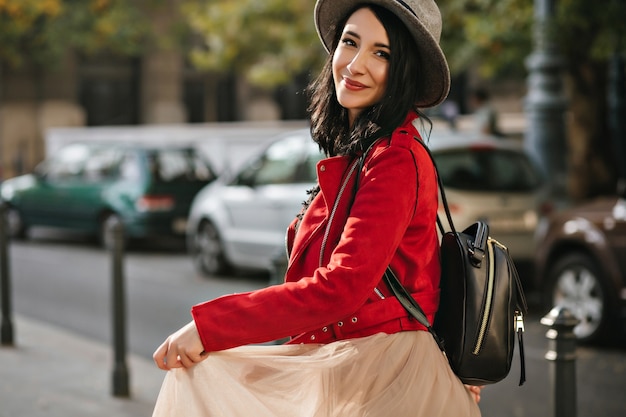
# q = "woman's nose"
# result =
<box><xmin>347</xmin><ymin>52</ymin><xmax>366</xmax><ymax>74</ymax></box>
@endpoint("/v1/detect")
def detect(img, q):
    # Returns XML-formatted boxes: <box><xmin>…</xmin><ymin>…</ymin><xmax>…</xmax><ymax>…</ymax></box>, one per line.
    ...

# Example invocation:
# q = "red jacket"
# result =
<box><xmin>192</xmin><ymin>112</ymin><xmax>441</xmax><ymax>352</ymax></box>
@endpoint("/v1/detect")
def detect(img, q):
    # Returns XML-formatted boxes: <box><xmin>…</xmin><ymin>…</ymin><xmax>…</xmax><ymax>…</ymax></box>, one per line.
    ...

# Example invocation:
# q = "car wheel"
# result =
<box><xmin>5</xmin><ymin>206</ymin><xmax>27</xmax><ymax>239</ymax></box>
<box><xmin>193</xmin><ymin>221</ymin><xmax>230</xmax><ymax>277</ymax></box>
<box><xmin>99</xmin><ymin>212</ymin><xmax>125</xmax><ymax>250</ymax></box>
<box><xmin>545</xmin><ymin>252</ymin><xmax>611</xmax><ymax>343</ymax></box>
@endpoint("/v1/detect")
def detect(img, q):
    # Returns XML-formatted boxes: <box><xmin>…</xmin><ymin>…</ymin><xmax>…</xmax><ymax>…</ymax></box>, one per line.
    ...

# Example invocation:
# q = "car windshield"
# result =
<box><xmin>147</xmin><ymin>149</ymin><xmax>215</xmax><ymax>183</ymax></box>
<box><xmin>434</xmin><ymin>147</ymin><xmax>543</xmax><ymax>192</ymax></box>
<box><xmin>233</xmin><ymin>134</ymin><xmax>322</xmax><ymax>187</ymax></box>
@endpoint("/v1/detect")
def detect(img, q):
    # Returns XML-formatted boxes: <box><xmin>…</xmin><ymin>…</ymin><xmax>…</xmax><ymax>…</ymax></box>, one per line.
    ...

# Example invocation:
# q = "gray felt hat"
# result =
<box><xmin>314</xmin><ymin>0</ymin><xmax>450</xmax><ymax>108</ymax></box>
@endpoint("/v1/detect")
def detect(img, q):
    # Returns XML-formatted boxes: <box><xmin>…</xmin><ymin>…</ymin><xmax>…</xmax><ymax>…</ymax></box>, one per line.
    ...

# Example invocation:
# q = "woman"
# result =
<box><xmin>152</xmin><ymin>1</ymin><xmax>482</xmax><ymax>415</ymax></box>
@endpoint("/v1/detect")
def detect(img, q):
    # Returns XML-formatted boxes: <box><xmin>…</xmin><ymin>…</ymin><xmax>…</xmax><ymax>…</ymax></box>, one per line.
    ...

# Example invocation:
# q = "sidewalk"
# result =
<box><xmin>0</xmin><ymin>315</ymin><xmax>164</xmax><ymax>417</ymax></box>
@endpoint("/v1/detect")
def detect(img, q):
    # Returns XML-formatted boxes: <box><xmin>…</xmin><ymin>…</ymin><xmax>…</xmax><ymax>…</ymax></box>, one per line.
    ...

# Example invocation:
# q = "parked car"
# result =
<box><xmin>0</xmin><ymin>141</ymin><xmax>217</xmax><ymax>247</ymax></box>
<box><xmin>187</xmin><ymin>128</ymin><xmax>549</xmax><ymax>278</ymax></box>
<box><xmin>187</xmin><ymin>129</ymin><xmax>323</xmax><ymax>275</ymax></box>
<box><xmin>534</xmin><ymin>196</ymin><xmax>626</xmax><ymax>343</ymax></box>
<box><xmin>430</xmin><ymin>132</ymin><xmax>551</xmax><ymax>278</ymax></box>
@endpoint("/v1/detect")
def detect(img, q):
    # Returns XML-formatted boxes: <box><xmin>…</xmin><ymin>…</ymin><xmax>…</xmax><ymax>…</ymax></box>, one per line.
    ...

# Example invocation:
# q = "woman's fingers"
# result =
<box><xmin>153</xmin><ymin>321</ymin><xmax>208</xmax><ymax>370</ymax></box>
<box><xmin>465</xmin><ymin>385</ymin><xmax>483</xmax><ymax>403</ymax></box>
<box><xmin>153</xmin><ymin>340</ymin><xmax>172</xmax><ymax>370</ymax></box>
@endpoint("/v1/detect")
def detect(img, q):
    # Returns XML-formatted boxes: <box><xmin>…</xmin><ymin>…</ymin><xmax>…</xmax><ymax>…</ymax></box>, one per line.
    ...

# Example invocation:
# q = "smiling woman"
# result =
<box><xmin>151</xmin><ymin>1</ymin><xmax>481</xmax><ymax>416</ymax></box>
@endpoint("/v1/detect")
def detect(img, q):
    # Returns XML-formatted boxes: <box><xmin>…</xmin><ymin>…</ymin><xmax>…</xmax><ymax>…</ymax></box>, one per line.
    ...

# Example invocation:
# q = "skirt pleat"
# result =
<box><xmin>152</xmin><ymin>331</ymin><xmax>481</xmax><ymax>417</ymax></box>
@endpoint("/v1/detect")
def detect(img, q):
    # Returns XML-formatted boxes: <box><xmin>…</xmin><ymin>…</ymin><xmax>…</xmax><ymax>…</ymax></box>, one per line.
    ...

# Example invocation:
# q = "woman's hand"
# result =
<box><xmin>153</xmin><ymin>321</ymin><xmax>208</xmax><ymax>370</ymax></box>
<box><xmin>465</xmin><ymin>385</ymin><xmax>484</xmax><ymax>403</ymax></box>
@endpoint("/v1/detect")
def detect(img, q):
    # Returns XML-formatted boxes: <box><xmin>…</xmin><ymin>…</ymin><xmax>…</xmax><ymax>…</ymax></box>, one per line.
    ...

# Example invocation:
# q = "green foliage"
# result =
<box><xmin>58</xmin><ymin>0</ymin><xmax>150</xmax><ymax>56</ymax></box>
<box><xmin>181</xmin><ymin>0</ymin><xmax>325</xmax><ymax>88</ymax></box>
<box><xmin>0</xmin><ymin>0</ymin><xmax>151</xmax><ymax>69</ymax></box>
<box><xmin>554</xmin><ymin>0</ymin><xmax>626</xmax><ymax>63</ymax></box>
<box><xmin>439</xmin><ymin>0</ymin><xmax>533</xmax><ymax>78</ymax></box>
<box><xmin>438</xmin><ymin>0</ymin><xmax>626</xmax><ymax>79</ymax></box>
<box><xmin>3</xmin><ymin>0</ymin><xmax>623</xmax><ymax>90</ymax></box>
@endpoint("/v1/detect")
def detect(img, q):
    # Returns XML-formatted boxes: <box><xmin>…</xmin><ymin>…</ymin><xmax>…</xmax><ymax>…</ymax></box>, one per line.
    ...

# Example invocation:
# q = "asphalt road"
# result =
<box><xmin>8</xmin><ymin>229</ymin><xmax>269</xmax><ymax>359</ymax></box>
<box><xmin>7</xmin><ymin>228</ymin><xmax>626</xmax><ymax>417</ymax></box>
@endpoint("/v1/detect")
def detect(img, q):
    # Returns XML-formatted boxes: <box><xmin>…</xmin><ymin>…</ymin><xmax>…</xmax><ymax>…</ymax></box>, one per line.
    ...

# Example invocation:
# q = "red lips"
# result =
<box><xmin>343</xmin><ymin>77</ymin><xmax>367</xmax><ymax>91</ymax></box>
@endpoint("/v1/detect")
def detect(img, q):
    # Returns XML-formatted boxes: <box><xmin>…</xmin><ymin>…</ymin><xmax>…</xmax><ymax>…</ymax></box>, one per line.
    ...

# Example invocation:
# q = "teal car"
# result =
<box><xmin>0</xmin><ymin>141</ymin><xmax>217</xmax><ymax>247</ymax></box>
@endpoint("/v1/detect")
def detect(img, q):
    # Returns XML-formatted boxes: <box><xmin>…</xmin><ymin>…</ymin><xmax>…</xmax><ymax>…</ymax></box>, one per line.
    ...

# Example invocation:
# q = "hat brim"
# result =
<box><xmin>314</xmin><ymin>0</ymin><xmax>450</xmax><ymax>109</ymax></box>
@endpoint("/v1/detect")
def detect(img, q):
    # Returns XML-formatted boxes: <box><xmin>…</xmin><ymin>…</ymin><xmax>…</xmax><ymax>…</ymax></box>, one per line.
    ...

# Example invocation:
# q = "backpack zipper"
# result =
<box><xmin>472</xmin><ymin>238</ymin><xmax>496</xmax><ymax>355</ymax></box>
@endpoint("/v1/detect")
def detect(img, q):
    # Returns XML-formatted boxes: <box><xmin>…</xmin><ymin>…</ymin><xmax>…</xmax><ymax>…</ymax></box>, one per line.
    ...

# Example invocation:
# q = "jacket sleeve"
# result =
<box><xmin>191</xmin><ymin>144</ymin><xmax>422</xmax><ymax>352</ymax></box>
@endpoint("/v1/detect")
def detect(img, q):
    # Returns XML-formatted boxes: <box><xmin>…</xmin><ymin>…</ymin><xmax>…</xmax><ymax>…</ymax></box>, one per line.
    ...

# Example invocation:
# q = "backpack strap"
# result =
<box><xmin>383</xmin><ymin>267</ymin><xmax>445</xmax><ymax>352</ymax></box>
<box><xmin>353</xmin><ymin>138</ymin><xmax>445</xmax><ymax>351</ymax></box>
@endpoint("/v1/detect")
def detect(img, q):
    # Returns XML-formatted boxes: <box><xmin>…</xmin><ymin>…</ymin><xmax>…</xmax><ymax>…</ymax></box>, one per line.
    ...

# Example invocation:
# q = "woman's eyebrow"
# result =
<box><xmin>344</xmin><ymin>30</ymin><xmax>390</xmax><ymax>49</ymax></box>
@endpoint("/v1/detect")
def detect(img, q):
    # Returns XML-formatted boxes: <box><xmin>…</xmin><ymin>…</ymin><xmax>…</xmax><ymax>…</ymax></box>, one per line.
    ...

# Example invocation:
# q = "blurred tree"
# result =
<box><xmin>0</xmin><ymin>0</ymin><xmax>151</xmax><ymax>69</ymax></box>
<box><xmin>439</xmin><ymin>0</ymin><xmax>626</xmax><ymax>199</ymax></box>
<box><xmin>439</xmin><ymin>0</ymin><xmax>534</xmax><ymax>79</ymax></box>
<box><xmin>180</xmin><ymin>0</ymin><xmax>324</xmax><ymax>88</ymax></box>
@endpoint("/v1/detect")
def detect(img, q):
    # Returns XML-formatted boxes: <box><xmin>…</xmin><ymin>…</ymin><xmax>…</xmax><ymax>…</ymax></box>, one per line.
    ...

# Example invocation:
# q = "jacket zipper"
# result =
<box><xmin>472</xmin><ymin>238</ymin><xmax>496</xmax><ymax>355</ymax></box>
<box><xmin>319</xmin><ymin>159</ymin><xmax>360</xmax><ymax>267</ymax></box>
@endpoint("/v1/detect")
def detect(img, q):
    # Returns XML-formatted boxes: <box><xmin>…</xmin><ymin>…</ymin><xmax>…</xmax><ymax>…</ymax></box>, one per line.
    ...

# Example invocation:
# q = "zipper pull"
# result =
<box><xmin>374</xmin><ymin>287</ymin><xmax>386</xmax><ymax>299</ymax></box>
<box><xmin>516</xmin><ymin>311</ymin><xmax>526</xmax><ymax>386</ymax></box>
<box><xmin>516</xmin><ymin>312</ymin><xmax>525</xmax><ymax>332</ymax></box>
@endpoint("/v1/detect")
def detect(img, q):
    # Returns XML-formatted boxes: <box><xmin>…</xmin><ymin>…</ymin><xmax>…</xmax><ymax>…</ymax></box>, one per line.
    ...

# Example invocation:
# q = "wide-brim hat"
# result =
<box><xmin>314</xmin><ymin>0</ymin><xmax>450</xmax><ymax>109</ymax></box>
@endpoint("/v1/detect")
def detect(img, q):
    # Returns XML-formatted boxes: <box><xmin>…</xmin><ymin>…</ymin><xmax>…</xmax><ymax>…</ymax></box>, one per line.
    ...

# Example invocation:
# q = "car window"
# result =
<box><xmin>293</xmin><ymin>142</ymin><xmax>324</xmax><ymax>183</ymax></box>
<box><xmin>83</xmin><ymin>147</ymin><xmax>123</xmax><ymax>182</ymax></box>
<box><xmin>119</xmin><ymin>152</ymin><xmax>142</xmax><ymax>181</ymax></box>
<box><xmin>434</xmin><ymin>148</ymin><xmax>542</xmax><ymax>192</ymax></box>
<box><xmin>147</xmin><ymin>149</ymin><xmax>215</xmax><ymax>183</ymax></box>
<box><xmin>235</xmin><ymin>135</ymin><xmax>312</xmax><ymax>186</ymax></box>
<box><xmin>45</xmin><ymin>144</ymin><xmax>90</xmax><ymax>180</ymax></box>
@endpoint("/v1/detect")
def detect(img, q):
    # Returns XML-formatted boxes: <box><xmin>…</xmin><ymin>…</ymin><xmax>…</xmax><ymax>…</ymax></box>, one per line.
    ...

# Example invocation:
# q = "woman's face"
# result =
<box><xmin>332</xmin><ymin>7</ymin><xmax>390</xmax><ymax>126</ymax></box>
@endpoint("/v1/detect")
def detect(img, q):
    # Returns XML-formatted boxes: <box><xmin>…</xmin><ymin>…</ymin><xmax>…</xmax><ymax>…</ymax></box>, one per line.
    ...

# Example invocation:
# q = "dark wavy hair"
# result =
<box><xmin>307</xmin><ymin>4</ymin><xmax>430</xmax><ymax>157</ymax></box>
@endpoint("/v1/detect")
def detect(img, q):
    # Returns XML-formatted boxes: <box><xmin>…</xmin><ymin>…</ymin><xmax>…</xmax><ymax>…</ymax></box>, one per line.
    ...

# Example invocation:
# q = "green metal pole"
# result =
<box><xmin>524</xmin><ymin>0</ymin><xmax>569</xmax><ymax>205</ymax></box>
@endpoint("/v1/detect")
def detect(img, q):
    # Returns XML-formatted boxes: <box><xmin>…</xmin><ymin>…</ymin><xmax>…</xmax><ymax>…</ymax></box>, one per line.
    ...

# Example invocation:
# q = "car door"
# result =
<box><xmin>606</xmin><ymin>198</ymin><xmax>626</xmax><ymax>283</ymax></box>
<box><xmin>68</xmin><ymin>145</ymin><xmax>124</xmax><ymax>231</ymax></box>
<box><xmin>18</xmin><ymin>144</ymin><xmax>91</xmax><ymax>228</ymax></box>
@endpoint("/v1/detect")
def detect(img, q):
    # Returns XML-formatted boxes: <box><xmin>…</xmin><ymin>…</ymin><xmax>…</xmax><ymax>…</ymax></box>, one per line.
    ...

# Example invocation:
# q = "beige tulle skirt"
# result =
<box><xmin>152</xmin><ymin>331</ymin><xmax>481</xmax><ymax>417</ymax></box>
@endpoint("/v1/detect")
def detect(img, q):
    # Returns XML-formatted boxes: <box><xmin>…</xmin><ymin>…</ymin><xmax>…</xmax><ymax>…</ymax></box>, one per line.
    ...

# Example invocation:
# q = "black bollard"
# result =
<box><xmin>110</xmin><ymin>219</ymin><xmax>130</xmax><ymax>397</ymax></box>
<box><xmin>540</xmin><ymin>306</ymin><xmax>580</xmax><ymax>417</ymax></box>
<box><xmin>0</xmin><ymin>202</ymin><xmax>14</xmax><ymax>346</ymax></box>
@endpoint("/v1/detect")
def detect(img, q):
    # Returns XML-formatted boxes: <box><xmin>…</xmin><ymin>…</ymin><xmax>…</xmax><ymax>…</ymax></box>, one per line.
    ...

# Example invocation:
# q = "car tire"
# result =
<box><xmin>193</xmin><ymin>220</ymin><xmax>231</xmax><ymax>277</ymax></box>
<box><xmin>5</xmin><ymin>205</ymin><xmax>27</xmax><ymax>239</ymax></box>
<box><xmin>545</xmin><ymin>252</ymin><xmax>612</xmax><ymax>343</ymax></box>
<box><xmin>99</xmin><ymin>212</ymin><xmax>125</xmax><ymax>251</ymax></box>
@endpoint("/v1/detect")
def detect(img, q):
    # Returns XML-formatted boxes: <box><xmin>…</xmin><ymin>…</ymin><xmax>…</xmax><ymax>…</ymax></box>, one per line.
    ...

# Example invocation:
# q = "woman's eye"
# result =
<box><xmin>341</xmin><ymin>38</ymin><xmax>357</xmax><ymax>47</ymax></box>
<box><xmin>376</xmin><ymin>50</ymin><xmax>391</xmax><ymax>60</ymax></box>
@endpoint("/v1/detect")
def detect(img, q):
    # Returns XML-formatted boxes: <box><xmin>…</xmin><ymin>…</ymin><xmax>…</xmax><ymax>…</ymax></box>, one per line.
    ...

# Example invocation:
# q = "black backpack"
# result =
<box><xmin>357</xmin><ymin>137</ymin><xmax>528</xmax><ymax>386</ymax></box>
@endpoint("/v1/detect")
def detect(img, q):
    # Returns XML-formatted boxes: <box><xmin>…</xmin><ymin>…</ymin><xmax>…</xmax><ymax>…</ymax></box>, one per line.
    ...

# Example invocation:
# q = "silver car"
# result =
<box><xmin>187</xmin><ymin>128</ymin><xmax>548</xmax><ymax>278</ymax></box>
<box><xmin>187</xmin><ymin>129</ymin><xmax>323</xmax><ymax>276</ymax></box>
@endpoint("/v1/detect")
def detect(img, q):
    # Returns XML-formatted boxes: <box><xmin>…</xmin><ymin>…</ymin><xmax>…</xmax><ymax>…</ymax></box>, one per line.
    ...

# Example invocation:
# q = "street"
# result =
<box><xmin>8</xmin><ymin>228</ymin><xmax>270</xmax><ymax>358</ymax></box>
<box><xmin>6</xmin><ymin>228</ymin><xmax>626</xmax><ymax>417</ymax></box>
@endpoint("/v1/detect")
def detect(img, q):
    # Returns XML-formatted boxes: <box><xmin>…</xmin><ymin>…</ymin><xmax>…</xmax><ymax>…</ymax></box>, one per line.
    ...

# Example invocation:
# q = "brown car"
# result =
<box><xmin>534</xmin><ymin>196</ymin><xmax>626</xmax><ymax>343</ymax></box>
